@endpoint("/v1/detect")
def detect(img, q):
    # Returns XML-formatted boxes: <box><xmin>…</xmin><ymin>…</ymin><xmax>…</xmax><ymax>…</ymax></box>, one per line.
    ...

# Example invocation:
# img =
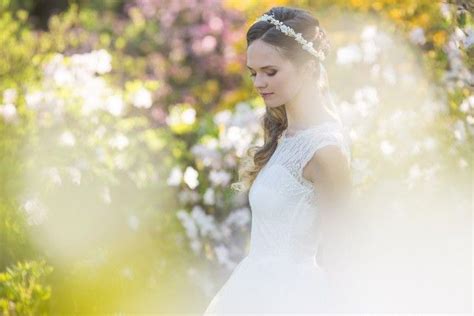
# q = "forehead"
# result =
<box><xmin>246</xmin><ymin>39</ymin><xmax>287</xmax><ymax>68</ymax></box>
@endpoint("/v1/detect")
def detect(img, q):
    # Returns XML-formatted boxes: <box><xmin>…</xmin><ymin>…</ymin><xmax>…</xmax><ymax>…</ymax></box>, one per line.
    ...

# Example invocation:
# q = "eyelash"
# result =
<box><xmin>250</xmin><ymin>71</ymin><xmax>277</xmax><ymax>78</ymax></box>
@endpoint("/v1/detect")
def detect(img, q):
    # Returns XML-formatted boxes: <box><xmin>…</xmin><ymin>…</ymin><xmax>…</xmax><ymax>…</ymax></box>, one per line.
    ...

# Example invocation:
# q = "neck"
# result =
<box><xmin>285</xmin><ymin>85</ymin><xmax>337</xmax><ymax>131</ymax></box>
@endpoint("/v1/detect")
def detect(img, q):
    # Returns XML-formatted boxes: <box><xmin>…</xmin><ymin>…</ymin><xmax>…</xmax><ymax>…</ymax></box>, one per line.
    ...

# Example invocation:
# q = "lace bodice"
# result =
<box><xmin>247</xmin><ymin>120</ymin><xmax>351</xmax><ymax>267</ymax></box>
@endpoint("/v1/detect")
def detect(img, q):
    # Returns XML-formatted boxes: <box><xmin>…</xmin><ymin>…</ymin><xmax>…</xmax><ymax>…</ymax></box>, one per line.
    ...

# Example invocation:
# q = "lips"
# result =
<box><xmin>261</xmin><ymin>93</ymin><xmax>273</xmax><ymax>98</ymax></box>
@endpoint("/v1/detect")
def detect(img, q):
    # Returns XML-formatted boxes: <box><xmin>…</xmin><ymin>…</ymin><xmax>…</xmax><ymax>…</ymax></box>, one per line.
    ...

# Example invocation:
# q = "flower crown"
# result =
<box><xmin>255</xmin><ymin>13</ymin><xmax>329</xmax><ymax>61</ymax></box>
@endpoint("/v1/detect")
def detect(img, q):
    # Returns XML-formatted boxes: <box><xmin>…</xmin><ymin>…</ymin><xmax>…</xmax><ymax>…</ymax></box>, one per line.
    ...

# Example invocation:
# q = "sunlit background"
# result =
<box><xmin>0</xmin><ymin>0</ymin><xmax>472</xmax><ymax>314</ymax></box>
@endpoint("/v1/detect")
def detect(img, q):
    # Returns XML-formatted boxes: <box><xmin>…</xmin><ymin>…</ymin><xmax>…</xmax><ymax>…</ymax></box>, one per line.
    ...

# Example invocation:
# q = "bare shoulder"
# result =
<box><xmin>302</xmin><ymin>144</ymin><xmax>350</xmax><ymax>187</ymax></box>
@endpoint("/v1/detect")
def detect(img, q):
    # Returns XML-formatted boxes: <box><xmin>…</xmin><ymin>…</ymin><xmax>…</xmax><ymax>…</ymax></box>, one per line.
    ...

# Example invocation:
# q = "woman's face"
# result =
<box><xmin>246</xmin><ymin>39</ymin><xmax>306</xmax><ymax>108</ymax></box>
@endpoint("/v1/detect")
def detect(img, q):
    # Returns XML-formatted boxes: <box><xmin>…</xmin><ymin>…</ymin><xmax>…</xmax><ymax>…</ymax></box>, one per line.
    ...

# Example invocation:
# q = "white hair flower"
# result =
<box><xmin>255</xmin><ymin>13</ymin><xmax>329</xmax><ymax>61</ymax></box>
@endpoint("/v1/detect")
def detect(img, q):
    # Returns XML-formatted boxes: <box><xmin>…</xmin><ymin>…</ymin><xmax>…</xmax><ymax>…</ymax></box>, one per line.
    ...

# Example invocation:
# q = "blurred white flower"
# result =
<box><xmin>71</xmin><ymin>49</ymin><xmax>112</xmax><ymax>75</ymax></box>
<box><xmin>203</xmin><ymin>188</ymin><xmax>215</xmax><ymax>205</ymax></box>
<box><xmin>209</xmin><ymin>169</ymin><xmax>231</xmax><ymax>187</ymax></box>
<box><xmin>224</xmin><ymin>207</ymin><xmax>250</xmax><ymax>228</ymax></box>
<box><xmin>220</xmin><ymin>126</ymin><xmax>253</xmax><ymax>157</ymax></box>
<box><xmin>181</xmin><ymin>107</ymin><xmax>196</xmax><ymax>125</ymax></box>
<box><xmin>3</xmin><ymin>88</ymin><xmax>17</xmax><ymax>104</ymax></box>
<box><xmin>201</xmin><ymin>35</ymin><xmax>217</xmax><ymax>53</ymax></box>
<box><xmin>128</xmin><ymin>214</ymin><xmax>140</xmax><ymax>231</ymax></box>
<box><xmin>336</xmin><ymin>44</ymin><xmax>362</xmax><ymax>65</ymax></box>
<box><xmin>184</xmin><ymin>166</ymin><xmax>199</xmax><ymax>189</ymax></box>
<box><xmin>380</xmin><ymin>140</ymin><xmax>395</xmax><ymax>156</ymax></box>
<box><xmin>361</xmin><ymin>25</ymin><xmax>377</xmax><ymax>41</ymax></box>
<box><xmin>359</xmin><ymin>26</ymin><xmax>382</xmax><ymax>63</ymax></box>
<box><xmin>167</xmin><ymin>166</ymin><xmax>182</xmax><ymax>186</ymax></box>
<box><xmin>93</xmin><ymin>49</ymin><xmax>112</xmax><ymax>74</ymax></box>
<box><xmin>409</xmin><ymin>27</ymin><xmax>426</xmax><ymax>45</ymax></box>
<box><xmin>59</xmin><ymin>130</ymin><xmax>76</xmax><ymax>147</ymax></box>
<box><xmin>464</xmin><ymin>27</ymin><xmax>474</xmax><ymax>48</ymax></box>
<box><xmin>458</xmin><ymin>158</ymin><xmax>468</xmax><ymax>169</ymax></box>
<box><xmin>214</xmin><ymin>244</ymin><xmax>232</xmax><ymax>267</ymax></box>
<box><xmin>454</xmin><ymin>27</ymin><xmax>466</xmax><ymax>44</ymax></box>
<box><xmin>190</xmin><ymin>239</ymin><xmax>202</xmax><ymax>254</ymax></box>
<box><xmin>176</xmin><ymin>209</ymin><xmax>204</xmax><ymax>254</ymax></box>
<box><xmin>132</xmin><ymin>87</ymin><xmax>153</xmax><ymax>109</ymax></box>
<box><xmin>459</xmin><ymin>96</ymin><xmax>474</xmax><ymax>112</ymax></box>
<box><xmin>178</xmin><ymin>189</ymin><xmax>200</xmax><ymax>204</ymax></box>
<box><xmin>44</xmin><ymin>54</ymin><xmax>73</xmax><ymax>86</ymax></box>
<box><xmin>353</xmin><ymin>86</ymin><xmax>379</xmax><ymax>118</ymax></box>
<box><xmin>191</xmin><ymin>141</ymin><xmax>221</xmax><ymax>168</ymax></box>
<box><xmin>25</xmin><ymin>91</ymin><xmax>43</xmax><ymax>110</ymax></box>
<box><xmin>176</xmin><ymin>209</ymin><xmax>199</xmax><ymax>239</ymax></box>
<box><xmin>23</xmin><ymin>197</ymin><xmax>48</xmax><ymax>226</ymax></box>
<box><xmin>466</xmin><ymin>115</ymin><xmax>474</xmax><ymax>125</ymax></box>
<box><xmin>232</xmin><ymin>102</ymin><xmax>262</xmax><ymax>128</ymax></box>
<box><xmin>209</xmin><ymin>16</ymin><xmax>224</xmax><ymax>32</ymax></box>
<box><xmin>109</xmin><ymin>133</ymin><xmax>129</xmax><ymax>150</ymax></box>
<box><xmin>81</xmin><ymin>77</ymin><xmax>108</xmax><ymax>115</ymax></box>
<box><xmin>166</xmin><ymin>104</ymin><xmax>197</xmax><ymax>128</ymax></box>
<box><xmin>191</xmin><ymin>205</ymin><xmax>220</xmax><ymax>239</ymax></box>
<box><xmin>354</xmin><ymin>86</ymin><xmax>379</xmax><ymax>105</ymax></box>
<box><xmin>439</xmin><ymin>2</ymin><xmax>451</xmax><ymax>20</ymax></box>
<box><xmin>453</xmin><ymin>120</ymin><xmax>466</xmax><ymax>141</ymax></box>
<box><xmin>361</xmin><ymin>40</ymin><xmax>379</xmax><ymax>64</ymax></box>
<box><xmin>106</xmin><ymin>94</ymin><xmax>125</xmax><ymax>116</ymax></box>
<box><xmin>214</xmin><ymin>110</ymin><xmax>232</xmax><ymax>126</ymax></box>
<box><xmin>0</xmin><ymin>103</ymin><xmax>18</xmax><ymax>123</ymax></box>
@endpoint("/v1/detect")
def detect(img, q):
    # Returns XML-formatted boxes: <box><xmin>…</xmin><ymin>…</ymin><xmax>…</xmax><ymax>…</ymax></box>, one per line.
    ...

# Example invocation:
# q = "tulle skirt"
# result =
<box><xmin>203</xmin><ymin>254</ymin><xmax>349</xmax><ymax>315</ymax></box>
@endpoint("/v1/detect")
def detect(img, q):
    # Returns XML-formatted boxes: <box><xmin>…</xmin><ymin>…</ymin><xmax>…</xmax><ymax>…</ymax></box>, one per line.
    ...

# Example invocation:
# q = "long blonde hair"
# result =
<box><xmin>231</xmin><ymin>104</ymin><xmax>288</xmax><ymax>192</ymax></box>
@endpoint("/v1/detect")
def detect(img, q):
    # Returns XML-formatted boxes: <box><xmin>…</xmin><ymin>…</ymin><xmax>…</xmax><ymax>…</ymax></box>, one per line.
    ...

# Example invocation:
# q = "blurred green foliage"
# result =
<box><xmin>0</xmin><ymin>260</ymin><xmax>53</xmax><ymax>315</ymax></box>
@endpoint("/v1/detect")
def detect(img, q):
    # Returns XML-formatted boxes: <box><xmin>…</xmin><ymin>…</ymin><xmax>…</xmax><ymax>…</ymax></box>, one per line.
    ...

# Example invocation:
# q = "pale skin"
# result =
<box><xmin>247</xmin><ymin>39</ymin><xmax>352</xmax><ymax>271</ymax></box>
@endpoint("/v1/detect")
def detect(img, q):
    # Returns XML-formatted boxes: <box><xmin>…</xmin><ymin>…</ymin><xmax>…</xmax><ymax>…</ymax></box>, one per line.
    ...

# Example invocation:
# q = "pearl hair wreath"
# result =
<box><xmin>255</xmin><ymin>13</ymin><xmax>330</xmax><ymax>62</ymax></box>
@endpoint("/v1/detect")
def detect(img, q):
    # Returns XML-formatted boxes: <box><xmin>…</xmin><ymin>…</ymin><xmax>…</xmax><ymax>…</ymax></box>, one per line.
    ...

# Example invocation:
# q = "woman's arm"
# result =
<box><xmin>303</xmin><ymin>144</ymin><xmax>353</xmax><ymax>272</ymax></box>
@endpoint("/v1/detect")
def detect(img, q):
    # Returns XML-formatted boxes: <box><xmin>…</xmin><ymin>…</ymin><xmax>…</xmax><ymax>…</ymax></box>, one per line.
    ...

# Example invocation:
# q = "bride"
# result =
<box><xmin>204</xmin><ymin>6</ymin><xmax>356</xmax><ymax>314</ymax></box>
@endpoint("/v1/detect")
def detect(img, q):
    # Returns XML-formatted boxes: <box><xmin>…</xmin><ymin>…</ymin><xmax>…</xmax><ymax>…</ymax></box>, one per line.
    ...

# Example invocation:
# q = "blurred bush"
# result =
<box><xmin>0</xmin><ymin>260</ymin><xmax>53</xmax><ymax>315</ymax></box>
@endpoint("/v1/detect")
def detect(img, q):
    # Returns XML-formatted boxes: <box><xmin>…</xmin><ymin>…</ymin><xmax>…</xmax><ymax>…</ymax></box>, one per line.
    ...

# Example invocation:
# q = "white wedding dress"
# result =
<box><xmin>203</xmin><ymin>120</ymin><xmax>352</xmax><ymax>315</ymax></box>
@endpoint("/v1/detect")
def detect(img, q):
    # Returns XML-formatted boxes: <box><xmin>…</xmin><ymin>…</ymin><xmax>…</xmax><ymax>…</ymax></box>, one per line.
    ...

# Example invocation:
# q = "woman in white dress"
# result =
<box><xmin>204</xmin><ymin>6</ymin><xmax>355</xmax><ymax>314</ymax></box>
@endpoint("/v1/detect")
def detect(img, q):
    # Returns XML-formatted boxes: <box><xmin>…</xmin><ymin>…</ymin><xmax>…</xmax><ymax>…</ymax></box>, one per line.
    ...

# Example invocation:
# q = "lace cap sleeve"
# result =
<box><xmin>299</xmin><ymin>125</ymin><xmax>351</xmax><ymax>178</ymax></box>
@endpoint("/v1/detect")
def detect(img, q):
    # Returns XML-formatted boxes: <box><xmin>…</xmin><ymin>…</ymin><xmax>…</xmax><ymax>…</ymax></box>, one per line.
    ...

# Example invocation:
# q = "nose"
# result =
<box><xmin>254</xmin><ymin>73</ymin><xmax>268</xmax><ymax>90</ymax></box>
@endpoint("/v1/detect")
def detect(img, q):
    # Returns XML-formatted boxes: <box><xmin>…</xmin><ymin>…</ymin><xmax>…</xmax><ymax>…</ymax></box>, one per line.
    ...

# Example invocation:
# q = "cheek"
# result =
<box><xmin>272</xmin><ymin>76</ymin><xmax>295</xmax><ymax>98</ymax></box>
<box><xmin>282</xmin><ymin>75</ymin><xmax>304</xmax><ymax>96</ymax></box>
<box><xmin>270</xmin><ymin>75</ymin><xmax>288</xmax><ymax>92</ymax></box>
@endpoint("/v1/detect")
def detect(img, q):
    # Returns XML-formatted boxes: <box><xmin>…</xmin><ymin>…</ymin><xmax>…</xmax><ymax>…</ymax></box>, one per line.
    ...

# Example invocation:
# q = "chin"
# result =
<box><xmin>265</xmin><ymin>100</ymin><xmax>282</xmax><ymax>108</ymax></box>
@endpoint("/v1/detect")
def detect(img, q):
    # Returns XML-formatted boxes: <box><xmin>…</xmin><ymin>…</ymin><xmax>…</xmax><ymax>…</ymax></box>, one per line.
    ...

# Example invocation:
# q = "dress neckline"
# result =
<box><xmin>280</xmin><ymin>120</ymin><xmax>341</xmax><ymax>140</ymax></box>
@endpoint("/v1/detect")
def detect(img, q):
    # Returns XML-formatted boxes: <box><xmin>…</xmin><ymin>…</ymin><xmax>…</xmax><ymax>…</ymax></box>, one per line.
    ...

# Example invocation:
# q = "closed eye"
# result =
<box><xmin>249</xmin><ymin>71</ymin><xmax>277</xmax><ymax>77</ymax></box>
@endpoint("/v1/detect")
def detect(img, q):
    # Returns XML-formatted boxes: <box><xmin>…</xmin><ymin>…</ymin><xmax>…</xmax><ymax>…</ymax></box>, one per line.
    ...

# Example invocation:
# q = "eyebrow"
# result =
<box><xmin>246</xmin><ymin>65</ymin><xmax>277</xmax><ymax>70</ymax></box>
